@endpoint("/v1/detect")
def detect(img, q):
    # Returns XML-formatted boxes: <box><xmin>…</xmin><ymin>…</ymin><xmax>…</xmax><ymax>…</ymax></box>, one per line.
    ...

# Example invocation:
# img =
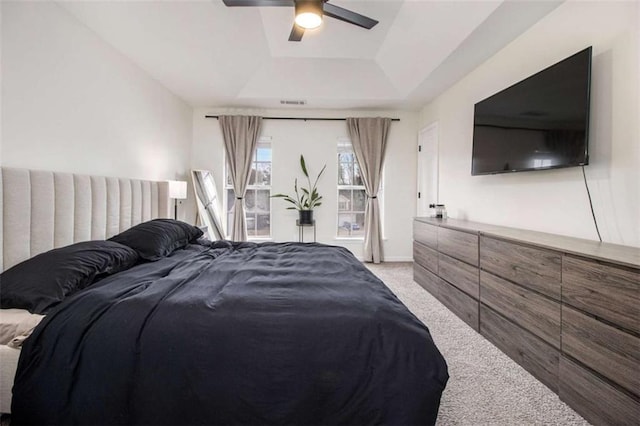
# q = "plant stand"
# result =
<box><xmin>296</xmin><ymin>220</ymin><xmax>316</xmax><ymax>243</ymax></box>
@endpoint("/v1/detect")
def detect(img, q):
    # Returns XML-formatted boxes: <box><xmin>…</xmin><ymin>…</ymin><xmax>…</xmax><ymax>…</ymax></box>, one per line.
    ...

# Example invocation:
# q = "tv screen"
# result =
<box><xmin>471</xmin><ymin>47</ymin><xmax>592</xmax><ymax>175</ymax></box>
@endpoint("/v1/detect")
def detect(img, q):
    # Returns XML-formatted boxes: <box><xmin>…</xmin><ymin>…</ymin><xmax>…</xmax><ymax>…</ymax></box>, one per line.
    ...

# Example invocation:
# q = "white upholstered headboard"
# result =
<box><xmin>0</xmin><ymin>167</ymin><xmax>171</xmax><ymax>272</ymax></box>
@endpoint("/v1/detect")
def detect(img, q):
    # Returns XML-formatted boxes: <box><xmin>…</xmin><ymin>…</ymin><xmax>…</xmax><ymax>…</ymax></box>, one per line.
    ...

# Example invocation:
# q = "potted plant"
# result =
<box><xmin>272</xmin><ymin>155</ymin><xmax>326</xmax><ymax>225</ymax></box>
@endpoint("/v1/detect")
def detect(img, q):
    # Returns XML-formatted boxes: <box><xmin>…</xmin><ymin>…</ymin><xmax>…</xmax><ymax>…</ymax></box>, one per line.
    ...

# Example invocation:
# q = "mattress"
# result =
<box><xmin>0</xmin><ymin>345</ymin><xmax>20</xmax><ymax>413</ymax></box>
<box><xmin>0</xmin><ymin>308</ymin><xmax>44</xmax><ymax>414</ymax></box>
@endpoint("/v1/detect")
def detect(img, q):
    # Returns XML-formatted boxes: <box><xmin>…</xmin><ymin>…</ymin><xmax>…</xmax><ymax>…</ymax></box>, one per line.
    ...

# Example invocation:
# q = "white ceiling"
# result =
<box><xmin>58</xmin><ymin>0</ymin><xmax>562</xmax><ymax>110</ymax></box>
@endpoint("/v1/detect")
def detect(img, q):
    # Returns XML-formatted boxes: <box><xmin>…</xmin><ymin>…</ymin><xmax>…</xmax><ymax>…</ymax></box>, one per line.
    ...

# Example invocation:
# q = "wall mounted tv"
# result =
<box><xmin>471</xmin><ymin>47</ymin><xmax>592</xmax><ymax>175</ymax></box>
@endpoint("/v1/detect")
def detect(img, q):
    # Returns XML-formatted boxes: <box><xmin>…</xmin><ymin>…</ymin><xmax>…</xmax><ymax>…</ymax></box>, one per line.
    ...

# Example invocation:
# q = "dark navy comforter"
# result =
<box><xmin>12</xmin><ymin>241</ymin><xmax>448</xmax><ymax>425</ymax></box>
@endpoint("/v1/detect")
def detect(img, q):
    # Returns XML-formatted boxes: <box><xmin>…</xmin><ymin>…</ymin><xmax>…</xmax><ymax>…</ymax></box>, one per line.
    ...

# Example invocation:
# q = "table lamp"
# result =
<box><xmin>168</xmin><ymin>180</ymin><xmax>187</xmax><ymax>220</ymax></box>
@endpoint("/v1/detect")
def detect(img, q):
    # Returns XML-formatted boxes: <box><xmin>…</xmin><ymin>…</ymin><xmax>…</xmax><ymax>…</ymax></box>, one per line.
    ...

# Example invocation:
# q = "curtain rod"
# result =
<box><xmin>205</xmin><ymin>115</ymin><xmax>400</xmax><ymax>122</ymax></box>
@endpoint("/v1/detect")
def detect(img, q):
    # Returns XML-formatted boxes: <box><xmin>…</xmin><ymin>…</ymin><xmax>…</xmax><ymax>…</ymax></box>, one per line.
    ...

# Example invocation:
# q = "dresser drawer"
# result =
<box><xmin>414</xmin><ymin>262</ymin><xmax>440</xmax><ymax>299</ymax></box>
<box><xmin>413</xmin><ymin>241</ymin><xmax>438</xmax><ymax>275</ymax></box>
<box><xmin>562</xmin><ymin>305</ymin><xmax>639</xmax><ymax>395</ymax></box>
<box><xmin>562</xmin><ymin>255</ymin><xmax>639</xmax><ymax>334</ymax></box>
<box><xmin>480</xmin><ymin>305</ymin><xmax>558</xmax><ymax>392</ymax></box>
<box><xmin>559</xmin><ymin>356</ymin><xmax>640</xmax><ymax>426</ymax></box>
<box><xmin>438</xmin><ymin>277</ymin><xmax>479</xmax><ymax>332</ymax></box>
<box><xmin>414</xmin><ymin>263</ymin><xmax>478</xmax><ymax>331</ymax></box>
<box><xmin>438</xmin><ymin>252</ymin><xmax>479</xmax><ymax>299</ymax></box>
<box><xmin>480</xmin><ymin>236</ymin><xmax>561</xmax><ymax>300</ymax></box>
<box><xmin>437</xmin><ymin>227</ymin><xmax>478</xmax><ymax>266</ymax></box>
<box><xmin>480</xmin><ymin>271</ymin><xmax>560</xmax><ymax>348</ymax></box>
<box><xmin>413</xmin><ymin>220</ymin><xmax>437</xmax><ymax>249</ymax></box>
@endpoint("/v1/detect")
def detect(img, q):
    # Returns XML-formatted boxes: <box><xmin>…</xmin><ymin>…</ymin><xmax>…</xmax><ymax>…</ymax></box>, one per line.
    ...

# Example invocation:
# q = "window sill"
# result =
<box><xmin>248</xmin><ymin>237</ymin><xmax>273</xmax><ymax>242</ymax></box>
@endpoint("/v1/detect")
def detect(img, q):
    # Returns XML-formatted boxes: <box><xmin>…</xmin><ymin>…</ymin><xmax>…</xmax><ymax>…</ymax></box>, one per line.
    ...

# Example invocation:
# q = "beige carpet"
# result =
<box><xmin>366</xmin><ymin>262</ymin><xmax>589</xmax><ymax>426</ymax></box>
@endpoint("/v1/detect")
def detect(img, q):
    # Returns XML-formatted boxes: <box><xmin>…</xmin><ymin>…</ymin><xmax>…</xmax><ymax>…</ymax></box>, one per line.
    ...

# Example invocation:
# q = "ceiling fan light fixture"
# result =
<box><xmin>294</xmin><ymin>1</ymin><xmax>323</xmax><ymax>29</ymax></box>
<box><xmin>295</xmin><ymin>13</ymin><xmax>322</xmax><ymax>29</ymax></box>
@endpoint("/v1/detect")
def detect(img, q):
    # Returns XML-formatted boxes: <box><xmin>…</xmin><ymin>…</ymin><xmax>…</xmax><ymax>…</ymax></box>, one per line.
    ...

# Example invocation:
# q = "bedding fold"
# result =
<box><xmin>12</xmin><ymin>242</ymin><xmax>448</xmax><ymax>425</ymax></box>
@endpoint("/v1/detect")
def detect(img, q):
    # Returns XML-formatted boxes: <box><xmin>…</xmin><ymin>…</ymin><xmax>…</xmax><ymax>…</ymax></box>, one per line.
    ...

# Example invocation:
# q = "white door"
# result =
<box><xmin>417</xmin><ymin>123</ymin><xmax>438</xmax><ymax>216</ymax></box>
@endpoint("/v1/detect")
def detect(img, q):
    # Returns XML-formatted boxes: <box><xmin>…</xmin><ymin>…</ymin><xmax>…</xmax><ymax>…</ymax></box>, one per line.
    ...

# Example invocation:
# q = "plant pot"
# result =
<box><xmin>298</xmin><ymin>210</ymin><xmax>314</xmax><ymax>225</ymax></box>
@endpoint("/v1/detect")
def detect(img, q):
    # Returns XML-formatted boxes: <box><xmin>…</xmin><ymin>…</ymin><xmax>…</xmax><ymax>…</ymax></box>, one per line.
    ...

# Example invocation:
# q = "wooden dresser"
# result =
<box><xmin>413</xmin><ymin>217</ymin><xmax>640</xmax><ymax>425</ymax></box>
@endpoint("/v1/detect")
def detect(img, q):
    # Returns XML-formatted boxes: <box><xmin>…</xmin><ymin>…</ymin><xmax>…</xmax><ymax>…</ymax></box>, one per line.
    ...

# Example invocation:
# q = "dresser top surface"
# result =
<box><xmin>414</xmin><ymin>217</ymin><xmax>640</xmax><ymax>269</ymax></box>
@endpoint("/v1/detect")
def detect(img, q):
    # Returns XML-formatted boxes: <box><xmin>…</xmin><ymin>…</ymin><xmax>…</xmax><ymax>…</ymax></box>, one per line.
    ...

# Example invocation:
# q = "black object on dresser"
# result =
<box><xmin>413</xmin><ymin>217</ymin><xmax>640</xmax><ymax>426</ymax></box>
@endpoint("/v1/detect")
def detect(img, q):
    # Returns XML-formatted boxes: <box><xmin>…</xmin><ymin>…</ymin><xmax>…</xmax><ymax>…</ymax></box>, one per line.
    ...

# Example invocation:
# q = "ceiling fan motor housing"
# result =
<box><xmin>294</xmin><ymin>0</ymin><xmax>324</xmax><ymax>29</ymax></box>
<box><xmin>222</xmin><ymin>0</ymin><xmax>378</xmax><ymax>42</ymax></box>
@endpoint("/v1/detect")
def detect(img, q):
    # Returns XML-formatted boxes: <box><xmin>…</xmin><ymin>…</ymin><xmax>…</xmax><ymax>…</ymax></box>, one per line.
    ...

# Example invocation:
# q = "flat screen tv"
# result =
<box><xmin>471</xmin><ymin>47</ymin><xmax>592</xmax><ymax>175</ymax></box>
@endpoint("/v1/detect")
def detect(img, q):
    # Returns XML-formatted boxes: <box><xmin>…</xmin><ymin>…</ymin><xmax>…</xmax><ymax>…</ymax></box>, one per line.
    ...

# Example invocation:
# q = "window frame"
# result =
<box><xmin>337</xmin><ymin>138</ymin><xmax>369</xmax><ymax>240</ymax></box>
<box><xmin>223</xmin><ymin>138</ymin><xmax>272</xmax><ymax>240</ymax></box>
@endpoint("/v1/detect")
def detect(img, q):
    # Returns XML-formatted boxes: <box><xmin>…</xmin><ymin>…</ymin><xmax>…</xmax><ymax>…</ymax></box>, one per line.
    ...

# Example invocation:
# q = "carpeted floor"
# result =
<box><xmin>366</xmin><ymin>262</ymin><xmax>589</xmax><ymax>426</ymax></box>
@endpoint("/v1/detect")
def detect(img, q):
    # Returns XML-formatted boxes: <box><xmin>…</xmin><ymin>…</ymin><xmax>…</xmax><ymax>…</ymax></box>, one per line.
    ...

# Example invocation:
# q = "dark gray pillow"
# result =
<box><xmin>108</xmin><ymin>219</ymin><xmax>203</xmax><ymax>261</ymax></box>
<box><xmin>0</xmin><ymin>241</ymin><xmax>139</xmax><ymax>315</ymax></box>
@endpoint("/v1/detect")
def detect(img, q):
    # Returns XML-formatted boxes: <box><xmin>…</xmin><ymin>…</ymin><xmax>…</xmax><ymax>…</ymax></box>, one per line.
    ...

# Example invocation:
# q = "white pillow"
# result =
<box><xmin>0</xmin><ymin>309</ymin><xmax>44</xmax><ymax>348</ymax></box>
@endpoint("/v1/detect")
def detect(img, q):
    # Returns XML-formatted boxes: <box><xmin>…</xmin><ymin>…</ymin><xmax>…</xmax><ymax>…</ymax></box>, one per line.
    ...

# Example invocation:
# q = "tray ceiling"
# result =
<box><xmin>58</xmin><ymin>0</ymin><xmax>562</xmax><ymax>109</ymax></box>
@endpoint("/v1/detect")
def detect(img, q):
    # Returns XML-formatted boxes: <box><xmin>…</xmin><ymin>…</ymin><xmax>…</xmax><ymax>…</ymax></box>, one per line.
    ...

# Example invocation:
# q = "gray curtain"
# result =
<box><xmin>219</xmin><ymin>115</ymin><xmax>262</xmax><ymax>241</ymax></box>
<box><xmin>346</xmin><ymin>117</ymin><xmax>391</xmax><ymax>263</ymax></box>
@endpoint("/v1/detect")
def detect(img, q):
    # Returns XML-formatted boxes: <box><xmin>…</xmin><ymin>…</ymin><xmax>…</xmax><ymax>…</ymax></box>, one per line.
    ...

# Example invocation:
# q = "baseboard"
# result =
<box><xmin>356</xmin><ymin>256</ymin><xmax>414</xmax><ymax>262</ymax></box>
<box><xmin>384</xmin><ymin>256</ymin><xmax>413</xmax><ymax>262</ymax></box>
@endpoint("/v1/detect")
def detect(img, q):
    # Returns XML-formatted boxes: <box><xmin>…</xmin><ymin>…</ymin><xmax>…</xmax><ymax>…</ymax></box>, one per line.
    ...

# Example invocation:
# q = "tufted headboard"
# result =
<box><xmin>0</xmin><ymin>167</ymin><xmax>171</xmax><ymax>272</ymax></box>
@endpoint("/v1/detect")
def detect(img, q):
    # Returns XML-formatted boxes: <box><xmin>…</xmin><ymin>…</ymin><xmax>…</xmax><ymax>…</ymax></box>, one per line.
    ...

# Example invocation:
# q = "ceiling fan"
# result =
<box><xmin>222</xmin><ymin>0</ymin><xmax>379</xmax><ymax>42</ymax></box>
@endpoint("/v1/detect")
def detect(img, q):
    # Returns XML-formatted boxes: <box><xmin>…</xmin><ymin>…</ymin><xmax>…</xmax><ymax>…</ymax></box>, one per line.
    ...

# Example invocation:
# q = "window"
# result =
<box><xmin>225</xmin><ymin>140</ymin><xmax>271</xmax><ymax>238</ymax></box>
<box><xmin>337</xmin><ymin>140</ymin><xmax>366</xmax><ymax>238</ymax></box>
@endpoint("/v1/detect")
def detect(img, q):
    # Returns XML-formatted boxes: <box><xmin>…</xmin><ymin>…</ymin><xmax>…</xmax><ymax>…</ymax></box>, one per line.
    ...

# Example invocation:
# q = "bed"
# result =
<box><xmin>0</xmin><ymin>167</ymin><xmax>171</xmax><ymax>414</ymax></box>
<box><xmin>0</xmin><ymin>167</ymin><xmax>448</xmax><ymax>425</ymax></box>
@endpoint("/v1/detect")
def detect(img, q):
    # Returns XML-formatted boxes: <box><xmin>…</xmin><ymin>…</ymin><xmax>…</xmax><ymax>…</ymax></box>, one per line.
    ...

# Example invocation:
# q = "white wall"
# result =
<box><xmin>420</xmin><ymin>1</ymin><xmax>639</xmax><ymax>247</ymax></box>
<box><xmin>1</xmin><ymin>1</ymin><xmax>194</xmax><ymax>220</ymax></box>
<box><xmin>192</xmin><ymin>108</ymin><xmax>418</xmax><ymax>260</ymax></box>
<box><xmin>0</xmin><ymin>1</ymin><xmax>3</xmax><ymax>166</ymax></box>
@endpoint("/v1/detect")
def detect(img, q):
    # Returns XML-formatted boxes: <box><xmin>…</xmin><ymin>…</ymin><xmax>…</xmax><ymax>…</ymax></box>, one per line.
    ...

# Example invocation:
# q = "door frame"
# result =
<box><xmin>417</xmin><ymin>122</ymin><xmax>439</xmax><ymax>216</ymax></box>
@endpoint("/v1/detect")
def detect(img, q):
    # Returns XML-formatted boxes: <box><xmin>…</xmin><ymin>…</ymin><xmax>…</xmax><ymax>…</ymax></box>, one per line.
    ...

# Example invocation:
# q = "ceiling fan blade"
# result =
<box><xmin>222</xmin><ymin>0</ymin><xmax>294</xmax><ymax>6</ymax></box>
<box><xmin>289</xmin><ymin>23</ymin><xmax>305</xmax><ymax>42</ymax></box>
<box><xmin>323</xmin><ymin>2</ymin><xmax>378</xmax><ymax>29</ymax></box>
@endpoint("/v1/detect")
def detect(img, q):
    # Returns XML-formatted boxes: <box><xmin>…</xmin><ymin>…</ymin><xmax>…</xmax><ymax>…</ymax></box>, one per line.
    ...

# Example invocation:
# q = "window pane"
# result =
<box><xmin>256</xmin><ymin>213</ymin><xmax>270</xmax><ymax>236</ymax></box>
<box><xmin>226</xmin><ymin>189</ymin><xmax>235</xmax><ymax>212</ymax></box>
<box><xmin>338</xmin><ymin>189</ymin><xmax>352</xmax><ymax>212</ymax></box>
<box><xmin>256</xmin><ymin>190</ymin><xmax>270</xmax><ymax>212</ymax></box>
<box><xmin>353</xmin><ymin>162</ymin><xmax>364</xmax><ymax>186</ymax></box>
<box><xmin>353</xmin><ymin>189</ymin><xmax>366</xmax><ymax>211</ymax></box>
<box><xmin>245</xmin><ymin>190</ymin><xmax>256</xmax><ymax>211</ymax></box>
<box><xmin>248</xmin><ymin>166</ymin><xmax>256</xmax><ymax>186</ymax></box>
<box><xmin>257</xmin><ymin>147</ymin><xmax>272</xmax><ymax>162</ymax></box>
<box><xmin>338</xmin><ymin>151</ymin><xmax>353</xmax><ymax>161</ymax></box>
<box><xmin>338</xmin><ymin>213</ymin><xmax>355</xmax><ymax>237</ymax></box>
<box><xmin>353</xmin><ymin>213</ymin><xmax>366</xmax><ymax>237</ymax></box>
<box><xmin>246</xmin><ymin>213</ymin><xmax>256</xmax><ymax>236</ymax></box>
<box><xmin>338</xmin><ymin>161</ymin><xmax>353</xmax><ymax>185</ymax></box>
<box><xmin>256</xmin><ymin>163</ymin><xmax>271</xmax><ymax>186</ymax></box>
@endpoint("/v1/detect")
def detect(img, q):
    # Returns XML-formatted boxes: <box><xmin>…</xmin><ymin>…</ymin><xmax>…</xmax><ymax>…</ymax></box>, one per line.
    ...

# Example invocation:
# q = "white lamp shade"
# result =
<box><xmin>168</xmin><ymin>180</ymin><xmax>187</xmax><ymax>199</ymax></box>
